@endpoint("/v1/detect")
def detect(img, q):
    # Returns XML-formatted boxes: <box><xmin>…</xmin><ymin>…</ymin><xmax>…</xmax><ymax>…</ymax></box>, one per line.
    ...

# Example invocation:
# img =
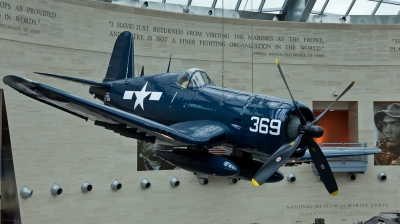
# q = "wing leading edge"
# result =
<box><xmin>34</xmin><ymin>72</ymin><xmax>111</xmax><ymax>87</ymax></box>
<box><xmin>3</xmin><ymin>75</ymin><xmax>228</xmax><ymax>148</ymax></box>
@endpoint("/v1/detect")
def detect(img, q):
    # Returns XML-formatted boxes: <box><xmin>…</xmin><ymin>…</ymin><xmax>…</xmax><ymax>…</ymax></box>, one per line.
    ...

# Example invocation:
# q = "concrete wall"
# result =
<box><xmin>0</xmin><ymin>0</ymin><xmax>399</xmax><ymax>223</ymax></box>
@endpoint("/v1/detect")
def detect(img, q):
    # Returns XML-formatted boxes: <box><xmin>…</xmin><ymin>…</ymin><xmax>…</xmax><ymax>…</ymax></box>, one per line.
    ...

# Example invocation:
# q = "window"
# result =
<box><xmin>189</xmin><ymin>70</ymin><xmax>216</xmax><ymax>88</ymax></box>
<box><xmin>177</xmin><ymin>69</ymin><xmax>215</xmax><ymax>88</ymax></box>
<box><xmin>176</xmin><ymin>71</ymin><xmax>190</xmax><ymax>88</ymax></box>
<box><xmin>200</xmin><ymin>71</ymin><xmax>215</xmax><ymax>86</ymax></box>
<box><xmin>190</xmin><ymin>71</ymin><xmax>206</xmax><ymax>87</ymax></box>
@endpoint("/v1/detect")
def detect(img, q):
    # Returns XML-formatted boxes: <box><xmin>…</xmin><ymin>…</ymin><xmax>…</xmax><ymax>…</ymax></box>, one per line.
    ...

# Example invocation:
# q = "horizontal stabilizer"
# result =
<box><xmin>34</xmin><ymin>72</ymin><xmax>111</xmax><ymax>88</ymax></box>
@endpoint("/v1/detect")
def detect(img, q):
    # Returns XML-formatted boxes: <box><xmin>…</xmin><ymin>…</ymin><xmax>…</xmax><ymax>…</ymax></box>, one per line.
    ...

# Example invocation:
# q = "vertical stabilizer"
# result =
<box><xmin>103</xmin><ymin>31</ymin><xmax>134</xmax><ymax>82</ymax></box>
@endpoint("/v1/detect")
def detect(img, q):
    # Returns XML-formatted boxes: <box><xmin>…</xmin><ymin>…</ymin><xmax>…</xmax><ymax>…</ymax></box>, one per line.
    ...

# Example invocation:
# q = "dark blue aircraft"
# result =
<box><xmin>3</xmin><ymin>31</ymin><xmax>380</xmax><ymax>196</ymax></box>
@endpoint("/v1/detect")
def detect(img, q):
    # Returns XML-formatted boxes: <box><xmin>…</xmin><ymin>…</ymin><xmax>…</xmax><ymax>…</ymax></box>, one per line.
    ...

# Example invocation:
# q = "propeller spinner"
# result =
<box><xmin>252</xmin><ymin>59</ymin><xmax>355</xmax><ymax>196</ymax></box>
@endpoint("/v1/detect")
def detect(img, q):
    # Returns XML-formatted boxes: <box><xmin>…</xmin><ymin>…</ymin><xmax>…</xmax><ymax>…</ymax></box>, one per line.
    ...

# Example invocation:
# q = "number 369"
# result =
<box><xmin>249</xmin><ymin>116</ymin><xmax>281</xmax><ymax>135</ymax></box>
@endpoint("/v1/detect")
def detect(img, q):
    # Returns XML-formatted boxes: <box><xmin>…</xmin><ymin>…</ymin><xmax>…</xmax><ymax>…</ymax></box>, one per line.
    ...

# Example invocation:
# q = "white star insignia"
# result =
<box><xmin>123</xmin><ymin>82</ymin><xmax>162</xmax><ymax>110</ymax></box>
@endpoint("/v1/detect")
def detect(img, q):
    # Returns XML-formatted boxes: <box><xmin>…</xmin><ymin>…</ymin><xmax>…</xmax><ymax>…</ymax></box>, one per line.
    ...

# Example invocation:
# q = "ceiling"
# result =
<box><xmin>102</xmin><ymin>0</ymin><xmax>400</xmax><ymax>23</ymax></box>
<box><xmin>111</xmin><ymin>0</ymin><xmax>400</xmax><ymax>15</ymax></box>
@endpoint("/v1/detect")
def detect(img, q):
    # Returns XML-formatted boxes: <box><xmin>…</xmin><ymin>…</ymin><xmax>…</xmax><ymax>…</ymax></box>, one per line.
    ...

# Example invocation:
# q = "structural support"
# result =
<box><xmin>235</xmin><ymin>0</ymin><xmax>242</xmax><ymax>11</ymax></box>
<box><xmin>258</xmin><ymin>0</ymin><xmax>267</xmax><ymax>12</ymax></box>
<box><xmin>372</xmin><ymin>0</ymin><xmax>383</xmax><ymax>15</ymax></box>
<box><xmin>344</xmin><ymin>0</ymin><xmax>356</xmax><ymax>17</ymax></box>
<box><xmin>319</xmin><ymin>0</ymin><xmax>329</xmax><ymax>15</ymax></box>
<box><xmin>1</xmin><ymin>89</ymin><xmax>22</xmax><ymax>224</ymax></box>
<box><xmin>211</xmin><ymin>0</ymin><xmax>217</xmax><ymax>8</ymax></box>
<box><xmin>285</xmin><ymin>0</ymin><xmax>317</xmax><ymax>22</ymax></box>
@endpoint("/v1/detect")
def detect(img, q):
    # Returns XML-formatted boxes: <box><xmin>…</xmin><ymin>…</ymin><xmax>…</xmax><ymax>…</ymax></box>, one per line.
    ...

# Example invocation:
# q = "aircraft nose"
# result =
<box><xmin>304</xmin><ymin>125</ymin><xmax>324</xmax><ymax>138</ymax></box>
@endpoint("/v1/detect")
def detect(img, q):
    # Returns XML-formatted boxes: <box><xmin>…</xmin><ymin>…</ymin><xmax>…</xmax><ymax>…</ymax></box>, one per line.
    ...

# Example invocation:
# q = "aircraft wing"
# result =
<box><xmin>301</xmin><ymin>147</ymin><xmax>382</xmax><ymax>160</ymax></box>
<box><xmin>285</xmin><ymin>147</ymin><xmax>384</xmax><ymax>165</ymax></box>
<box><xmin>252</xmin><ymin>147</ymin><xmax>383</xmax><ymax>165</ymax></box>
<box><xmin>3</xmin><ymin>75</ymin><xmax>228</xmax><ymax>148</ymax></box>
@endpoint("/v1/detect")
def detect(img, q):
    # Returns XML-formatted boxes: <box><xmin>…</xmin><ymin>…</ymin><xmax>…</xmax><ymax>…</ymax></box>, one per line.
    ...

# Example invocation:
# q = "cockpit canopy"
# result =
<box><xmin>176</xmin><ymin>68</ymin><xmax>215</xmax><ymax>88</ymax></box>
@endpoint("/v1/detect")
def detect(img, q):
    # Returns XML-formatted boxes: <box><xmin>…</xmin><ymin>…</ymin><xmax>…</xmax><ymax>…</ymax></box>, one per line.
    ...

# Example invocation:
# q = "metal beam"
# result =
<box><xmin>258</xmin><ymin>0</ymin><xmax>267</xmax><ymax>12</ymax></box>
<box><xmin>384</xmin><ymin>0</ymin><xmax>400</xmax><ymax>6</ymax></box>
<box><xmin>344</xmin><ymin>0</ymin><xmax>356</xmax><ymax>16</ymax></box>
<box><xmin>187</xmin><ymin>0</ymin><xmax>192</xmax><ymax>7</ymax></box>
<box><xmin>235</xmin><ymin>0</ymin><xmax>242</xmax><ymax>11</ymax></box>
<box><xmin>261</xmin><ymin>8</ymin><xmax>282</xmax><ymax>12</ymax></box>
<box><xmin>372</xmin><ymin>0</ymin><xmax>382</xmax><ymax>15</ymax></box>
<box><xmin>281</xmin><ymin>0</ymin><xmax>291</xmax><ymax>15</ymax></box>
<box><xmin>262</xmin><ymin>7</ymin><xmax>285</xmax><ymax>12</ymax></box>
<box><xmin>211</xmin><ymin>0</ymin><xmax>217</xmax><ymax>8</ymax></box>
<box><xmin>319</xmin><ymin>0</ymin><xmax>329</xmax><ymax>15</ymax></box>
<box><xmin>286</xmin><ymin>0</ymin><xmax>317</xmax><ymax>22</ymax></box>
<box><xmin>311</xmin><ymin>11</ymin><xmax>339</xmax><ymax>16</ymax></box>
<box><xmin>240</xmin><ymin>0</ymin><xmax>250</xmax><ymax>12</ymax></box>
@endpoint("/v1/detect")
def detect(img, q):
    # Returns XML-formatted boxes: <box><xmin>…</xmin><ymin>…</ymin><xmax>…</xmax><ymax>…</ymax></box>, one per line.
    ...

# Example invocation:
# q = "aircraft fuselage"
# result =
<box><xmin>90</xmin><ymin>70</ymin><xmax>314</xmax><ymax>157</ymax></box>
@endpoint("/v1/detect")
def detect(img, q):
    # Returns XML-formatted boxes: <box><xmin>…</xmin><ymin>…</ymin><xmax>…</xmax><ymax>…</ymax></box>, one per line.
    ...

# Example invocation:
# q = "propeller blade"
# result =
<box><xmin>312</xmin><ymin>81</ymin><xmax>355</xmax><ymax>125</ymax></box>
<box><xmin>252</xmin><ymin>134</ymin><xmax>303</xmax><ymax>186</ymax></box>
<box><xmin>307</xmin><ymin>139</ymin><xmax>338</xmax><ymax>196</ymax></box>
<box><xmin>275</xmin><ymin>59</ymin><xmax>306</xmax><ymax>125</ymax></box>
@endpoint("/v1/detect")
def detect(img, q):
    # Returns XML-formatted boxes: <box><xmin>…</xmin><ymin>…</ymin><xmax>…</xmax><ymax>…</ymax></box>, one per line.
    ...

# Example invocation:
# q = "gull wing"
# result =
<box><xmin>3</xmin><ymin>75</ymin><xmax>228</xmax><ymax>148</ymax></box>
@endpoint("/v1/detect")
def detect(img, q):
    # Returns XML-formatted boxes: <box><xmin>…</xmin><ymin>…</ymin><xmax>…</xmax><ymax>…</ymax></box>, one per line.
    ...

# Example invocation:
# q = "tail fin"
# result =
<box><xmin>104</xmin><ymin>31</ymin><xmax>134</xmax><ymax>82</ymax></box>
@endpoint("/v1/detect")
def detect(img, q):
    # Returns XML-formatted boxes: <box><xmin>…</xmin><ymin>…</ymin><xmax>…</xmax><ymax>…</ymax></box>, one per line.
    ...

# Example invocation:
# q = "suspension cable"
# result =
<box><xmin>251</xmin><ymin>0</ymin><xmax>254</xmax><ymax>93</ymax></box>
<box><xmin>221</xmin><ymin>0</ymin><xmax>225</xmax><ymax>103</ymax></box>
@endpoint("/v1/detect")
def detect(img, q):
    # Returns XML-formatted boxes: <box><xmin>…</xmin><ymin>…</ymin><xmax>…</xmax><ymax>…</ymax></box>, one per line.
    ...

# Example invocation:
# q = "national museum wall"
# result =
<box><xmin>0</xmin><ymin>0</ymin><xmax>400</xmax><ymax>223</ymax></box>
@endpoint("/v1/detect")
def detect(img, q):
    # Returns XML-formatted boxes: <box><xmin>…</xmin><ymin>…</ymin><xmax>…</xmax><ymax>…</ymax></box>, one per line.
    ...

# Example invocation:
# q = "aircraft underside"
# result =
<box><xmin>155</xmin><ymin>147</ymin><xmax>285</xmax><ymax>184</ymax></box>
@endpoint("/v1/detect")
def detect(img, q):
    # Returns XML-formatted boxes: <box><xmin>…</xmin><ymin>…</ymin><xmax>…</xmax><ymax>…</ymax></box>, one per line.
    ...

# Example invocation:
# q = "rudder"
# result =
<box><xmin>104</xmin><ymin>31</ymin><xmax>134</xmax><ymax>82</ymax></box>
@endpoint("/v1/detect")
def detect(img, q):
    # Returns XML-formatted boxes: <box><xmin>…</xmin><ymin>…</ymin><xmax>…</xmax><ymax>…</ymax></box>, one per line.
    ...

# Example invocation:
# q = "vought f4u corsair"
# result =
<box><xmin>4</xmin><ymin>31</ymin><xmax>380</xmax><ymax>196</ymax></box>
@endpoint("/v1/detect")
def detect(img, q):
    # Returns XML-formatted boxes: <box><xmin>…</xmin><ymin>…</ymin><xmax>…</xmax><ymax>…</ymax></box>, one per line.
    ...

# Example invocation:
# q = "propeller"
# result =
<box><xmin>252</xmin><ymin>59</ymin><xmax>355</xmax><ymax>196</ymax></box>
<box><xmin>275</xmin><ymin>59</ymin><xmax>306</xmax><ymax>126</ymax></box>
<box><xmin>252</xmin><ymin>134</ymin><xmax>303</xmax><ymax>187</ymax></box>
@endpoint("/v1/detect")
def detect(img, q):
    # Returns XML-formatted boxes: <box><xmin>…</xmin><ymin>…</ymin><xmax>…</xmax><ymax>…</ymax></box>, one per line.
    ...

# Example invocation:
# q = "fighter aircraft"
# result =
<box><xmin>3</xmin><ymin>31</ymin><xmax>380</xmax><ymax>196</ymax></box>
